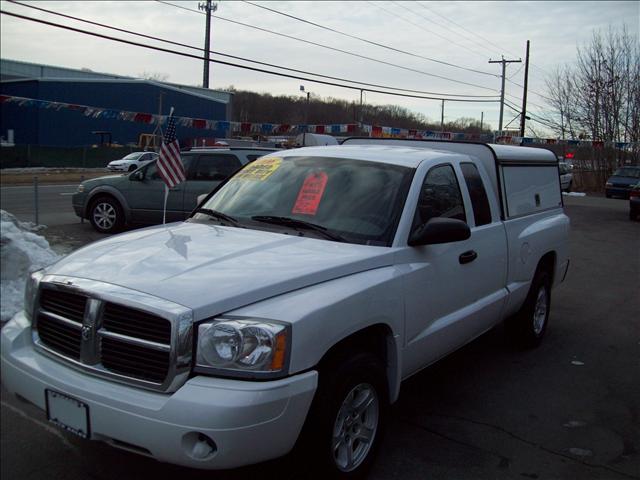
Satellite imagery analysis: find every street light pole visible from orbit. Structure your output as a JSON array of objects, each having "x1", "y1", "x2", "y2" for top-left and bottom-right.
[{"x1": 300, "y1": 85, "x2": 311, "y2": 146}]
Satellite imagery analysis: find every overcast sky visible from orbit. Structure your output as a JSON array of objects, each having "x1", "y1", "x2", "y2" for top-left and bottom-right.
[{"x1": 1, "y1": 1, "x2": 638, "y2": 134}]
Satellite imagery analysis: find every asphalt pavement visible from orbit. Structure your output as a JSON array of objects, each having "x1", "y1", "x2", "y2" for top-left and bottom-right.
[
  {"x1": 1, "y1": 195, "x2": 639, "y2": 479},
  {"x1": 1, "y1": 183, "x2": 81, "y2": 226}
]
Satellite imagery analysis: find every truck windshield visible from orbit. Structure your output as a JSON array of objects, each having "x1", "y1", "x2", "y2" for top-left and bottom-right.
[{"x1": 193, "y1": 156, "x2": 413, "y2": 246}]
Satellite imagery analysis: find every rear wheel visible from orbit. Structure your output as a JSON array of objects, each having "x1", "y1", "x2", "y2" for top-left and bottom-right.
[
  {"x1": 89, "y1": 195, "x2": 124, "y2": 233},
  {"x1": 301, "y1": 352, "x2": 388, "y2": 479},
  {"x1": 507, "y1": 269, "x2": 551, "y2": 348}
]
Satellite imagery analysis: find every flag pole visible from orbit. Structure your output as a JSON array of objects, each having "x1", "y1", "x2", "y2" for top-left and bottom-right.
[
  {"x1": 163, "y1": 183, "x2": 169, "y2": 225},
  {"x1": 161, "y1": 107, "x2": 175, "y2": 225}
]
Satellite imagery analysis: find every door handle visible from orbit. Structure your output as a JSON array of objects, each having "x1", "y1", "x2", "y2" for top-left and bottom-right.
[{"x1": 459, "y1": 250, "x2": 478, "y2": 264}]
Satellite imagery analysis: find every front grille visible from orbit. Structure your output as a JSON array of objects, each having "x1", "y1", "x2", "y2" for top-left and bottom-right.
[
  {"x1": 37, "y1": 313, "x2": 82, "y2": 360},
  {"x1": 35, "y1": 287, "x2": 174, "y2": 386},
  {"x1": 103, "y1": 303, "x2": 171, "y2": 344},
  {"x1": 101, "y1": 338, "x2": 170, "y2": 383},
  {"x1": 39, "y1": 289, "x2": 87, "y2": 323}
]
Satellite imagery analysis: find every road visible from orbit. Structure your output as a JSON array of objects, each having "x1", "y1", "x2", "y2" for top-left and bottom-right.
[
  {"x1": 1, "y1": 184, "x2": 81, "y2": 226},
  {"x1": 1, "y1": 195, "x2": 639, "y2": 479}
]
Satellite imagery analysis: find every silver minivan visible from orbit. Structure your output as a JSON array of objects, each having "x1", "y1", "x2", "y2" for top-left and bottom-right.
[{"x1": 73, "y1": 148, "x2": 277, "y2": 233}]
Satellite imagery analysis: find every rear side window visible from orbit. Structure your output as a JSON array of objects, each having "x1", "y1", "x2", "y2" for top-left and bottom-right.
[
  {"x1": 460, "y1": 163, "x2": 492, "y2": 226},
  {"x1": 412, "y1": 164, "x2": 466, "y2": 229},
  {"x1": 191, "y1": 154, "x2": 242, "y2": 181}
]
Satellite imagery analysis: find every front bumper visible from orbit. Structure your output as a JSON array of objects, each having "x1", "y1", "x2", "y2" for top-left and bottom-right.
[
  {"x1": 606, "y1": 186, "x2": 632, "y2": 198},
  {"x1": 1, "y1": 313, "x2": 318, "y2": 469}
]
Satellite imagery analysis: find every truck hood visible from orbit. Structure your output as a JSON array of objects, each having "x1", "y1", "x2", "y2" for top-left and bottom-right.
[{"x1": 48, "y1": 222, "x2": 396, "y2": 319}]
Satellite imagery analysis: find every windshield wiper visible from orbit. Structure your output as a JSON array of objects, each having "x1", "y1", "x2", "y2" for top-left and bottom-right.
[
  {"x1": 193, "y1": 208, "x2": 241, "y2": 227},
  {"x1": 251, "y1": 215, "x2": 346, "y2": 242}
]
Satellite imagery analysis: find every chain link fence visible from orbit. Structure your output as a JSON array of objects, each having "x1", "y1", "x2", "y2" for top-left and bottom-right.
[{"x1": 0, "y1": 145, "x2": 141, "y2": 169}]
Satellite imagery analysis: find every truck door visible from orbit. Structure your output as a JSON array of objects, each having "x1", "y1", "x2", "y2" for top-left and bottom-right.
[{"x1": 401, "y1": 162, "x2": 508, "y2": 377}]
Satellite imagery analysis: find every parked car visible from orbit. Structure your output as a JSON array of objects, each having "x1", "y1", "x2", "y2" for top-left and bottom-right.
[
  {"x1": 629, "y1": 182, "x2": 640, "y2": 220},
  {"x1": 605, "y1": 166, "x2": 640, "y2": 199},
  {"x1": 559, "y1": 161, "x2": 573, "y2": 192},
  {"x1": 106, "y1": 151, "x2": 159, "y2": 172},
  {"x1": 75, "y1": 147, "x2": 276, "y2": 233},
  {"x1": 2, "y1": 140, "x2": 570, "y2": 478}
]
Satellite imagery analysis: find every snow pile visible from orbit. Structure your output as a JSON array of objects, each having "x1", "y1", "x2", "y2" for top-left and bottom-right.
[
  {"x1": 563, "y1": 192, "x2": 587, "y2": 197},
  {"x1": 1, "y1": 210, "x2": 59, "y2": 324}
]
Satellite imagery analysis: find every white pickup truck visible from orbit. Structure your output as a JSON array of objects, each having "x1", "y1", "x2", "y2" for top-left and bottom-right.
[{"x1": 1, "y1": 139, "x2": 570, "y2": 478}]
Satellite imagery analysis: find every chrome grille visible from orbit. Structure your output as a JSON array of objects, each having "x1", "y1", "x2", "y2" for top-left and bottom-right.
[
  {"x1": 34, "y1": 285, "x2": 184, "y2": 390},
  {"x1": 36, "y1": 313, "x2": 82, "y2": 360},
  {"x1": 39, "y1": 289, "x2": 87, "y2": 323},
  {"x1": 103, "y1": 303, "x2": 171, "y2": 344},
  {"x1": 101, "y1": 337, "x2": 170, "y2": 383}
]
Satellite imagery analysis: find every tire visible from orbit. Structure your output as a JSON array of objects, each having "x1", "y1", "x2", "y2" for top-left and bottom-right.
[
  {"x1": 128, "y1": 164, "x2": 137, "y2": 172},
  {"x1": 300, "y1": 352, "x2": 388, "y2": 479},
  {"x1": 566, "y1": 181, "x2": 572, "y2": 193},
  {"x1": 507, "y1": 269, "x2": 551, "y2": 348},
  {"x1": 89, "y1": 195, "x2": 124, "y2": 234}
]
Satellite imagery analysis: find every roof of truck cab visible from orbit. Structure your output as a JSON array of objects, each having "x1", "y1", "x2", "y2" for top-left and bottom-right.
[{"x1": 276, "y1": 144, "x2": 462, "y2": 168}]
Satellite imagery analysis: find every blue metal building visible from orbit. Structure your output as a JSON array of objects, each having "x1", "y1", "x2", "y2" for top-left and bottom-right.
[{"x1": 0, "y1": 60, "x2": 233, "y2": 147}]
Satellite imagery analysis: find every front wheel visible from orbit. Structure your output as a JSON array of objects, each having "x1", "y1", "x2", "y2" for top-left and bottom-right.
[
  {"x1": 301, "y1": 352, "x2": 388, "y2": 479},
  {"x1": 507, "y1": 270, "x2": 551, "y2": 348},
  {"x1": 89, "y1": 196, "x2": 124, "y2": 233}
]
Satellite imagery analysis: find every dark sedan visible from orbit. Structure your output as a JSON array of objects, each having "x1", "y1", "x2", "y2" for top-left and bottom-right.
[
  {"x1": 605, "y1": 166, "x2": 640, "y2": 199},
  {"x1": 630, "y1": 182, "x2": 640, "y2": 221}
]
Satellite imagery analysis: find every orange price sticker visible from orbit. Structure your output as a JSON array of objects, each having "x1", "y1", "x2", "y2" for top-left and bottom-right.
[{"x1": 291, "y1": 172, "x2": 328, "y2": 216}]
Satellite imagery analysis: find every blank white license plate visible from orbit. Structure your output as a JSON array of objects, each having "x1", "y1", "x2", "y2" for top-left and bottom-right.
[{"x1": 45, "y1": 389, "x2": 89, "y2": 439}]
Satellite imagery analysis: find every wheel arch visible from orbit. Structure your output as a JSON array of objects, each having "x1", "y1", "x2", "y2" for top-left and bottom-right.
[
  {"x1": 85, "y1": 186, "x2": 131, "y2": 223},
  {"x1": 537, "y1": 250, "x2": 557, "y2": 284},
  {"x1": 316, "y1": 323, "x2": 401, "y2": 404}
]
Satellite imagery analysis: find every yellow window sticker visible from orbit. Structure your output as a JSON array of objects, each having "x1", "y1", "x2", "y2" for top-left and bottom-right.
[{"x1": 235, "y1": 157, "x2": 282, "y2": 181}]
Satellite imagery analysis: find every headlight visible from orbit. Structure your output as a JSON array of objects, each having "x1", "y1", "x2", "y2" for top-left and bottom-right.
[
  {"x1": 195, "y1": 318, "x2": 290, "y2": 379},
  {"x1": 24, "y1": 269, "x2": 45, "y2": 323},
  {"x1": 77, "y1": 184, "x2": 85, "y2": 193},
  {"x1": 606, "y1": 182, "x2": 613, "y2": 187}
]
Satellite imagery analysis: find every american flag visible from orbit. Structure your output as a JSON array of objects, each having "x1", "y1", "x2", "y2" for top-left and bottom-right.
[{"x1": 157, "y1": 114, "x2": 185, "y2": 188}]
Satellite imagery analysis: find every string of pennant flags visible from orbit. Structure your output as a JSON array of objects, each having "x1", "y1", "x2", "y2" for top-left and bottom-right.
[{"x1": 0, "y1": 94, "x2": 635, "y2": 150}]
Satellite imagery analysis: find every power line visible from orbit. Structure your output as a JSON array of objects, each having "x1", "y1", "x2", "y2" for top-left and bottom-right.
[
  {"x1": 416, "y1": 2, "x2": 508, "y2": 58},
  {"x1": 242, "y1": 0, "x2": 498, "y2": 78},
  {"x1": 401, "y1": 1, "x2": 499, "y2": 58},
  {"x1": 7, "y1": 0, "x2": 498, "y2": 99},
  {"x1": 0, "y1": 9, "x2": 500, "y2": 103},
  {"x1": 155, "y1": 0, "x2": 500, "y2": 93},
  {"x1": 388, "y1": 1, "x2": 495, "y2": 60},
  {"x1": 416, "y1": 1, "x2": 552, "y2": 78}
]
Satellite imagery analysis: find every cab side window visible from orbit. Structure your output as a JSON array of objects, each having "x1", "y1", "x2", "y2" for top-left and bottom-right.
[
  {"x1": 412, "y1": 164, "x2": 466, "y2": 229},
  {"x1": 460, "y1": 163, "x2": 492, "y2": 226},
  {"x1": 191, "y1": 154, "x2": 242, "y2": 181}
]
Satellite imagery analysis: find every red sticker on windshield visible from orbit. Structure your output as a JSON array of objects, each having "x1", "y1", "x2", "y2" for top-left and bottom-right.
[{"x1": 292, "y1": 172, "x2": 328, "y2": 216}]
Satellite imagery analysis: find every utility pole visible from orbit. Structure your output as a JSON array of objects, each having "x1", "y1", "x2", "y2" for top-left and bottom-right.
[
  {"x1": 199, "y1": 0, "x2": 217, "y2": 89},
  {"x1": 440, "y1": 99, "x2": 445, "y2": 131},
  {"x1": 480, "y1": 111, "x2": 484, "y2": 132},
  {"x1": 520, "y1": 40, "x2": 530, "y2": 137},
  {"x1": 359, "y1": 89, "x2": 364, "y2": 134},
  {"x1": 489, "y1": 56, "x2": 521, "y2": 132}
]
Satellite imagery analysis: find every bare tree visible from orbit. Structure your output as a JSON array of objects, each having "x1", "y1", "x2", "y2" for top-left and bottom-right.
[
  {"x1": 545, "y1": 25, "x2": 639, "y2": 145},
  {"x1": 139, "y1": 71, "x2": 169, "y2": 82}
]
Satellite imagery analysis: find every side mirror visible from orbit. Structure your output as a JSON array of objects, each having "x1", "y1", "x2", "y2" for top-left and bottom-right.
[
  {"x1": 130, "y1": 170, "x2": 144, "y2": 182},
  {"x1": 408, "y1": 218, "x2": 470, "y2": 246},
  {"x1": 197, "y1": 193, "x2": 208, "y2": 205}
]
